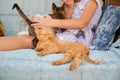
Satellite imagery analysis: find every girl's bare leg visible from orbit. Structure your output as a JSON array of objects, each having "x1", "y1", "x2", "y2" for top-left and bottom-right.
[{"x1": 0, "y1": 35, "x2": 34, "y2": 51}]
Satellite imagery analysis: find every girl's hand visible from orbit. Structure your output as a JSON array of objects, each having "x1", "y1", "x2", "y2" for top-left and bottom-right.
[{"x1": 31, "y1": 14, "x2": 52, "y2": 28}]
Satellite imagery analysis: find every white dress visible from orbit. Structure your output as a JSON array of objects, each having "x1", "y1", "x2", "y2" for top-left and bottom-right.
[{"x1": 56, "y1": 0, "x2": 102, "y2": 48}]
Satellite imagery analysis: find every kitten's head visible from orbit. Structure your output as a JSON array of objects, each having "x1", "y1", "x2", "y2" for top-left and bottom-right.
[
  {"x1": 52, "y1": 3, "x2": 65, "y2": 19},
  {"x1": 36, "y1": 27, "x2": 55, "y2": 41}
]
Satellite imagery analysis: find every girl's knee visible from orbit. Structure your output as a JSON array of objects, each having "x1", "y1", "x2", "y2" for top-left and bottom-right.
[{"x1": 18, "y1": 35, "x2": 34, "y2": 48}]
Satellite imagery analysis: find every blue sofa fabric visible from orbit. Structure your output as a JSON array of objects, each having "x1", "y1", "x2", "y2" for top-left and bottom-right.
[
  {"x1": 0, "y1": 0, "x2": 120, "y2": 80},
  {"x1": 0, "y1": 40, "x2": 120, "y2": 80}
]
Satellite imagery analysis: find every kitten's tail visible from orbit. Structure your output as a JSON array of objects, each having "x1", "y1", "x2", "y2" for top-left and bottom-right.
[
  {"x1": 83, "y1": 49, "x2": 103, "y2": 65},
  {"x1": 12, "y1": 3, "x2": 36, "y2": 36},
  {"x1": 12, "y1": 3, "x2": 31, "y2": 26}
]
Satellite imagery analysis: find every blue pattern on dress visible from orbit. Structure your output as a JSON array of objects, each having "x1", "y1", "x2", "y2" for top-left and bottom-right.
[{"x1": 75, "y1": 30, "x2": 85, "y2": 39}]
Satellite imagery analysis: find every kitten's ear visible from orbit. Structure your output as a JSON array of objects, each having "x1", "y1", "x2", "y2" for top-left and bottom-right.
[{"x1": 52, "y1": 3, "x2": 56, "y2": 9}]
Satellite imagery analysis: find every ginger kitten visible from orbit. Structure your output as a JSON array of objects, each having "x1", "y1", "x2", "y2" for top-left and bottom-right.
[{"x1": 35, "y1": 24, "x2": 103, "y2": 71}]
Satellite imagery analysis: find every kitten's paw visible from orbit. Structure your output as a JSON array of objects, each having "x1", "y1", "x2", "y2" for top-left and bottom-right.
[
  {"x1": 52, "y1": 61, "x2": 61, "y2": 65},
  {"x1": 37, "y1": 52, "x2": 44, "y2": 56},
  {"x1": 34, "y1": 47, "x2": 40, "y2": 51},
  {"x1": 35, "y1": 47, "x2": 43, "y2": 52},
  {"x1": 69, "y1": 63, "x2": 77, "y2": 71}
]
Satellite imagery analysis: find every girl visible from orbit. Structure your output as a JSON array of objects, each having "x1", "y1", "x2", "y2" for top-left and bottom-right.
[{"x1": 0, "y1": 0, "x2": 103, "y2": 51}]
